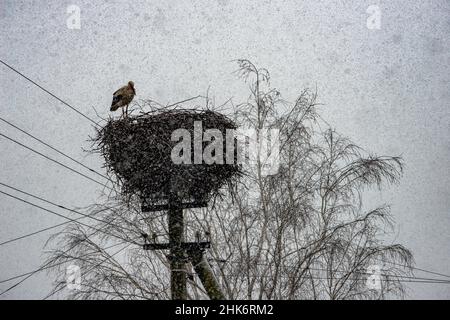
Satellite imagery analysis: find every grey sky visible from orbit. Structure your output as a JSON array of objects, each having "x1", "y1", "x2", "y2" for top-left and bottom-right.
[{"x1": 0, "y1": 0, "x2": 449, "y2": 299}]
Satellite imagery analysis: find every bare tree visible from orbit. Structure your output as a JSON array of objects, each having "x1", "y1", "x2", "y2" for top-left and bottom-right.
[{"x1": 44, "y1": 60, "x2": 413, "y2": 300}]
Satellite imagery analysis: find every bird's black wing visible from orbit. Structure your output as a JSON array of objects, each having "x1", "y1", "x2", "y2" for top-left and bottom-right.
[{"x1": 111, "y1": 94, "x2": 122, "y2": 106}]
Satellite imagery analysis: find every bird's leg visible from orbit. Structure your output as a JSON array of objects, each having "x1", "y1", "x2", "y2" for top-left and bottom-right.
[
  {"x1": 125, "y1": 104, "x2": 129, "y2": 117},
  {"x1": 121, "y1": 107, "x2": 124, "y2": 119}
]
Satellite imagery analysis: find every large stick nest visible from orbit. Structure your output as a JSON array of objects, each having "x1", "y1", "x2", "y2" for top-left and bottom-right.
[{"x1": 94, "y1": 108, "x2": 242, "y2": 206}]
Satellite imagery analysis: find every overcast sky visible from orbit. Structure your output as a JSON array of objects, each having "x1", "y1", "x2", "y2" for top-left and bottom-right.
[{"x1": 0, "y1": 0, "x2": 449, "y2": 299}]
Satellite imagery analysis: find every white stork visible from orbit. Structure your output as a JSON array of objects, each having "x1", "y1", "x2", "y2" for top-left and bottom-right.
[{"x1": 110, "y1": 81, "x2": 136, "y2": 117}]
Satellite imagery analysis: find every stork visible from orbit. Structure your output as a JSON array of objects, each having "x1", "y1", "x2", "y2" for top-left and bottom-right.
[{"x1": 110, "y1": 81, "x2": 136, "y2": 117}]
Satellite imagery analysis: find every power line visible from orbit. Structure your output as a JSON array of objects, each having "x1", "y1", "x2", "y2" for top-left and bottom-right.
[
  {"x1": 0, "y1": 204, "x2": 118, "y2": 247},
  {"x1": 210, "y1": 259, "x2": 450, "y2": 283},
  {"x1": 0, "y1": 238, "x2": 134, "y2": 284},
  {"x1": 0, "y1": 181, "x2": 137, "y2": 236},
  {"x1": 311, "y1": 270, "x2": 450, "y2": 283},
  {"x1": 0, "y1": 214, "x2": 87, "y2": 247},
  {"x1": 0, "y1": 189, "x2": 138, "y2": 246},
  {"x1": 307, "y1": 268, "x2": 449, "y2": 283},
  {"x1": 42, "y1": 242, "x2": 132, "y2": 300},
  {"x1": 0, "y1": 184, "x2": 143, "y2": 295},
  {"x1": 221, "y1": 273, "x2": 450, "y2": 284},
  {"x1": 0, "y1": 59, "x2": 137, "y2": 297},
  {"x1": 379, "y1": 259, "x2": 450, "y2": 279},
  {"x1": 0, "y1": 116, "x2": 109, "y2": 181},
  {"x1": 0, "y1": 238, "x2": 134, "y2": 296},
  {"x1": 0, "y1": 131, "x2": 111, "y2": 190},
  {"x1": 0, "y1": 59, "x2": 99, "y2": 127}
]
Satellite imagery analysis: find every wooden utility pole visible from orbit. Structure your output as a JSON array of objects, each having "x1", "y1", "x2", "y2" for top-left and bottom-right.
[
  {"x1": 142, "y1": 194, "x2": 225, "y2": 300},
  {"x1": 168, "y1": 201, "x2": 187, "y2": 300}
]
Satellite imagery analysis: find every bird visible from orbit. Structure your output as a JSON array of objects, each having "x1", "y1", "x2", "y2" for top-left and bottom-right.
[
  {"x1": 141, "y1": 232, "x2": 149, "y2": 242},
  {"x1": 195, "y1": 231, "x2": 201, "y2": 243},
  {"x1": 204, "y1": 230, "x2": 211, "y2": 242},
  {"x1": 110, "y1": 81, "x2": 136, "y2": 117}
]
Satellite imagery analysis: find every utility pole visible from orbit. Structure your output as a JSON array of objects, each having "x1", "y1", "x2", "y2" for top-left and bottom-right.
[
  {"x1": 142, "y1": 195, "x2": 225, "y2": 300},
  {"x1": 168, "y1": 197, "x2": 187, "y2": 300}
]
